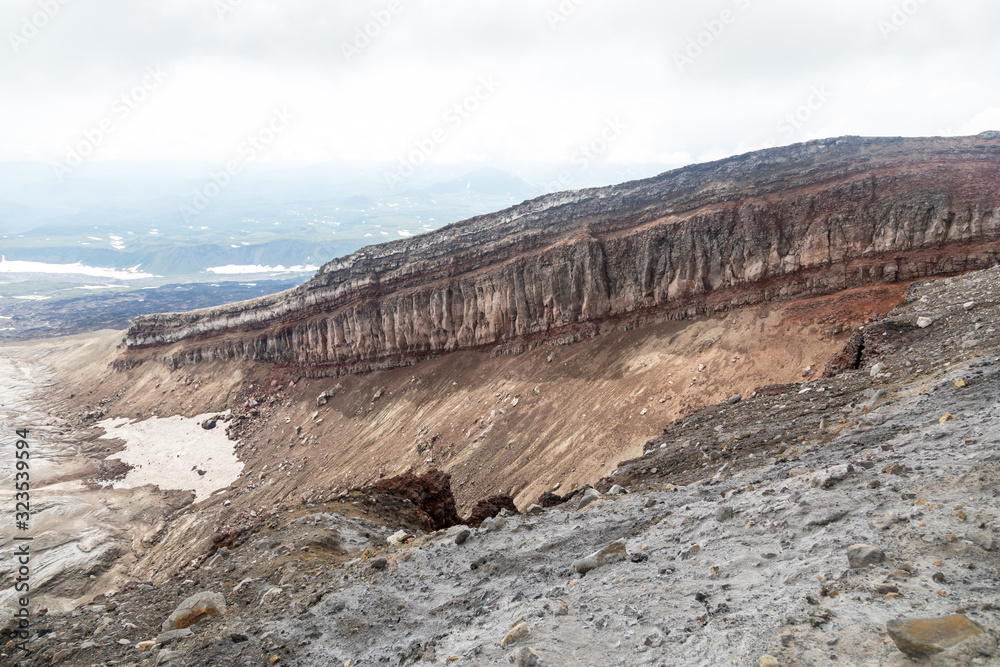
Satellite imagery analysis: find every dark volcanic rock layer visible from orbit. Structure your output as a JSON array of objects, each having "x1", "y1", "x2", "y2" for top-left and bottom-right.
[{"x1": 123, "y1": 134, "x2": 1000, "y2": 371}]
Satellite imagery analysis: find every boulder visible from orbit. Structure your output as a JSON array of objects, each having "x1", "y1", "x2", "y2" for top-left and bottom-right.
[
  {"x1": 500, "y1": 623, "x2": 531, "y2": 647},
  {"x1": 887, "y1": 615, "x2": 984, "y2": 656},
  {"x1": 847, "y1": 544, "x2": 885, "y2": 568},
  {"x1": 371, "y1": 469, "x2": 463, "y2": 531},
  {"x1": 577, "y1": 488, "x2": 601, "y2": 510},
  {"x1": 464, "y1": 493, "x2": 518, "y2": 528},
  {"x1": 572, "y1": 539, "x2": 628, "y2": 576},
  {"x1": 538, "y1": 491, "x2": 567, "y2": 507},
  {"x1": 161, "y1": 592, "x2": 226, "y2": 632},
  {"x1": 968, "y1": 530, "x2": 997, "y2": 551}
]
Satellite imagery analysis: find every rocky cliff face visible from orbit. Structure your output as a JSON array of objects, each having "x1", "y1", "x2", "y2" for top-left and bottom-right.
[{"x1": 123, "y1": 134, "x2": 1000, "y2": 371}]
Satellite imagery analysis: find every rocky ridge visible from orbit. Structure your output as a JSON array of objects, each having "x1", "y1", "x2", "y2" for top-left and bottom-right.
[
  {"x1": 122, "y1": 134, "x2": 1000, "y2": 374},
  {"x1": 7, "y1": 253, "x2": 1000, "y2": 666}
]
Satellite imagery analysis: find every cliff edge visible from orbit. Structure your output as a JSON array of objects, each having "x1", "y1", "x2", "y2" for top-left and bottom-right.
[{"x1": 122, "y1": 134, "x2": 1000, "y2": 372}]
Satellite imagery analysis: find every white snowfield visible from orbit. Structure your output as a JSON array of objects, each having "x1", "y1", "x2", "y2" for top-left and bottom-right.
[{"x1": 0, "y1": 256, "x2": 156, "y2": 280}]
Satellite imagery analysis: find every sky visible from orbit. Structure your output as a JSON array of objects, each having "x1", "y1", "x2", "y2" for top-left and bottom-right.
[{"x1": 2, "y1": 0, "x2": 1000, "y2": 175}]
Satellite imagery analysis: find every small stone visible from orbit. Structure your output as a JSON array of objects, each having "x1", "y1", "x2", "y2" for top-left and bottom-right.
[
  {"x1": 161, "y1": 591, "x2": 226, "y2": 632},
  {"x1": 369, "y1": 557, "x2": 388, "y2": 571},
  {"x1": 500, "y1": 623, "x2": 531, "y2": 647},
  {"x1": 608, "y1": 484, "x2": 627, "y2": 495},
  {"x1": 715, "y1": 506, "x2": 733, "y2": 522},
  {"x1": 554, "y1": 604, "x2": 568, "y2": 616},
  {"x1": 887, "y1": 614, "x2": 984, "y2": 656},
  {"x1": 815, "y1": 464, "x2": 854, "y2": 489},
  {"x1": 953, "y1": 378, "x2": 967, "y2": 389},
  {"x1": 759, "y1": 656, "x2": 780, "y2": 667},
  {"x1": 454, "y1": 528, "x2": 471, "y2": 545},
  {"x1": 573, "y1": 539, "x2": 627, "y2": 576},
  {"x1": 727, "y1": 394, "x2": 743, "y2": 405},
  {"x1": 963, "y1": 301, "x2": 976, "y2": 310},
  {"x1": 917, "y1": 316, "x2": 933, "y2": 328},
  {"x1": 480, "y1": 516, "x2": 506, "y2": 533},
  {"x1": 517, "y1": 647, "x2": 540, "y2": 667},
  {"x1": 847, "y1": 544, "x2": 885, "y2": 568},
  {"x1": 387, "y1": 530, "x2": 412, "y2": 546},
  {"x1": 201, "y1": 419, "x2": 216, "y2": 430},
  {"x1": 154, "y1": 628, "x2": 194, "y2": 646},
  {"x1": 870, "y1": 363, "x2": 884, "y2": 378},
  {"x1": 802, "y1": 366, "x2": 813, "y2": 377},
  {"x1": 156, "y1": 650, "x2": 182, "y2": 665}
]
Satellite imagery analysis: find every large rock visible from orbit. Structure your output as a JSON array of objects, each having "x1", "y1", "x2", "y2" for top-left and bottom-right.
[
  {"x1": 369, "y1": 469, "x2": 463, "y2": 531},
  {"x1": 500, "y1": 623, "x2": 531, "y2": 647},
  {"x1": 968, "y1": 530, "x2": 997, "y2": 551},
  {"x1": 464, "y1": 493, "x2": 519, "y2": 529},
  {"x1": 847, "y1": 544, "x2": 885, "y2": 568},
  {"x1": 572, "y1": 539, "x2": 628, "y2": 576},
  {"x1": 576, "y1": 488, "x2": 601, "y2": 510},
  {"x1": 887, "y1": 615, "x2": 984, "y2": 656},
  {"x1": 121, "y1": 136, "x2": 1000, "y2": 377},
  {"x1": 161, "y1": 592, "x2": 226, "y2": 632},
  {"x1": 537, "y1": 491, "x2": 567, "y2": 508}
]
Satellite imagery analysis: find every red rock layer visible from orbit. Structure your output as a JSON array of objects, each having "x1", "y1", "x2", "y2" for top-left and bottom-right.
[{"x1": 122, "y1": 134, "x2": 1000, "y2": 372}]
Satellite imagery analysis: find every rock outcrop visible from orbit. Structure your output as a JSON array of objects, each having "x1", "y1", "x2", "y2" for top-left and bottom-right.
[
  {"x1": 368, "y1": 470, "x2": 463, "y2": 532},
  {"x1": 122, "y1": 134, "x2": 1000, "y2": 372}
]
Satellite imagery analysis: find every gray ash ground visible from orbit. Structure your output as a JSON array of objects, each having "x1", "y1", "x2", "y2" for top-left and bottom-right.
[{"x1": 5, "y1": 267, "x2": 1000, "y2": 666}]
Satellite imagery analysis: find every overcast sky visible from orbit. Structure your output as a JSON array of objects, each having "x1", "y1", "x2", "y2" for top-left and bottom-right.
[{"x1": 3, "y1": 0, "x2": 999, "y2": 173}]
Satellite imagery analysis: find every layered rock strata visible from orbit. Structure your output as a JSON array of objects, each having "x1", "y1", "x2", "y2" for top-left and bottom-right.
[{"x1": 123, "y1": 134, "x2": 1000, "y2": 371}]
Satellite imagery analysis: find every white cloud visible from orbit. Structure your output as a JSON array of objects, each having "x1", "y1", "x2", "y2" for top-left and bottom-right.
[{"x1": 1, "y1": 0, "x2": 998, "y2": 169}]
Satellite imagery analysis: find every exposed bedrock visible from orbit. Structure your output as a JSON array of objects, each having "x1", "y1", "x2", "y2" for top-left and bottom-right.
[{"x1": 123, "y1": 134, "x2": 1000, "y2": 371}]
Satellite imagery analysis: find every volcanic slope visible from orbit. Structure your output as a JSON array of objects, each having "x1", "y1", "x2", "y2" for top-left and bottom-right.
[{"x1": 7, "y1": 250, "x2": 1000, "y2": 667}]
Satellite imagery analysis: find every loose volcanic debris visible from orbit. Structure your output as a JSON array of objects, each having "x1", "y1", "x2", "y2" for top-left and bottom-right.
[{"x1": 5, "y1": 264, "x2": 1000, "y2": 665}]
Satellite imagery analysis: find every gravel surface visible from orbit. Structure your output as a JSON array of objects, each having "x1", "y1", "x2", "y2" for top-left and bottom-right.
[{"x1": 3, "y1": 267, "x2": 1000, "y2": 666}]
